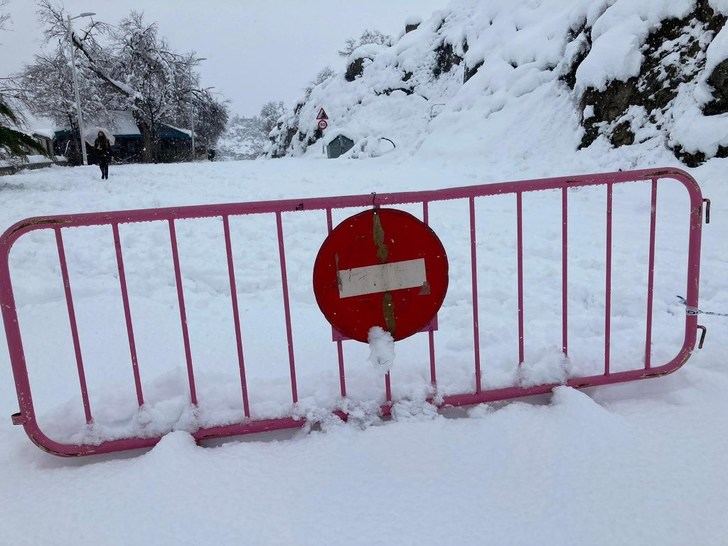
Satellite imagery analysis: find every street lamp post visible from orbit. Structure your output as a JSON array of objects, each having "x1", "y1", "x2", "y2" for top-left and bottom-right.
[
  {"x1": 189, "y1": 57, "x2": 206, "y2": 161},
  {"x1": 66, "y1": 12, "x2": 96, "y2": 166},
  {"x1": 190, "y1": 92, "x2": 195, "y2": 160}
]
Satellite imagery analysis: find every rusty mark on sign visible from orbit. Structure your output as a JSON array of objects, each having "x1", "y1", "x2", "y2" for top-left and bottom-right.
[
  {"x1": 372, "y1": 212, "x2": 389, "y2": 263},
  {"x1": 334, "y1": 253, "x2": 342, "y2": 291}
]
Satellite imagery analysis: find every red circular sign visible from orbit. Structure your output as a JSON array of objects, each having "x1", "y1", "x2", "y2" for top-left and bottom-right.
[
  {"x1": 318, "y1": 119, "x2": 328, "y2": 130},
  {"x1": 313, "y1": 208, "x2": 448, "y2": 342}
]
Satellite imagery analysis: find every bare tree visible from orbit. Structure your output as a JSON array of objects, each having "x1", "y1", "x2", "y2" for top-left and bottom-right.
[
  {"x1": 259, "y1": 101, "x2": 285, "y2": 136},
  {"x1": 35, "y1": 0, "x2": 129, "y2": 95},
  {"x1": 186, "y1": 88, "x2": 229, "y2": 149},
  {"x1": 102, "y1": 11, "x2": 226, "y2": 159},
  {"x1": 18, "y1": 3, "x2": 228, "y2": 162},
  {"x1": 337, "y1": 29, "x2": 392, "y2": 57},
  {"x1": 13, "y1": 2, "x2": 120, "y2": 162},
  {"x1": 15, "y1": 44, "x2": 117, "y2": 128},
  {"x1": 0, "y1": 1, "x2": 10, "y2": 32},
  {"x1": 108, "y1": 12, "x2": 179, "y2": 160}
]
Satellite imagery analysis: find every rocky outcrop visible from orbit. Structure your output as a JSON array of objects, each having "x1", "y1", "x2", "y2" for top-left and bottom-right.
[
  {"x1": 433, "y1": 41, "x2": 463, "y2": 78},
  {"x1": 463, "y1": 60, "x2": 483, "y2": 83},
  {"x1": 345, "y1": 58, "x2": 367, "y2": 82},
  {"x1": 704, "y1": 58, "x2": 728, "y2": 113},
  {"x1": 577, "y1": 0, "x2": 727, "y2": 164}
]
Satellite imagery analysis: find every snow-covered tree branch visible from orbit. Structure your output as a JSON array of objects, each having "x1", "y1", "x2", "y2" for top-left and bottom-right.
[{"x1": 15, "y1": 2, "x2": 228, "y2": 162}]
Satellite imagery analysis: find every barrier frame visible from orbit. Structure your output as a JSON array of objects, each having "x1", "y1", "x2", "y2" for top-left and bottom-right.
[{"x1": 0, "y1": 167, "x2": 705, "y2": 456}]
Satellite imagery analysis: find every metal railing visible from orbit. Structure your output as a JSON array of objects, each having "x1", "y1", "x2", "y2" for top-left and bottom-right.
[{"x1": 0, "y1": 167, "x2": 706, "y2": 456}]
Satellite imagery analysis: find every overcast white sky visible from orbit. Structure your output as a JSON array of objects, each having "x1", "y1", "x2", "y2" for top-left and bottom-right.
[{"x1": 0, "y1": 0, "x2": 447, "y2": 116}]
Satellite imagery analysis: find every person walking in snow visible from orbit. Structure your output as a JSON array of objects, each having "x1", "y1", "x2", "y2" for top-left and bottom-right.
[{"x1": 94, "y1": 130, "x2": 112, "y2": 180}]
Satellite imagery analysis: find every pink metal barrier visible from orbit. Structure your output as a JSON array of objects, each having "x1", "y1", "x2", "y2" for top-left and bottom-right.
[{"x1": 0, "y1": 167, "x2": 707, "y2": 456}]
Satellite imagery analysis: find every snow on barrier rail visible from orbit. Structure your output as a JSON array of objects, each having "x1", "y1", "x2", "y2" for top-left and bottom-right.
[{"x1": 0, "y1": 167, "x2": 707, "y2": 456}]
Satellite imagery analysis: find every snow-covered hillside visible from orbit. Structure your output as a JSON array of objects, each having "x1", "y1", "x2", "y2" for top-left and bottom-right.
[
  {"x1": 270, "y1": 0, "x2": 728, "y2": 166},
  {"x1": 1, "y1": 1, "x2": 728, "y2": 544}
]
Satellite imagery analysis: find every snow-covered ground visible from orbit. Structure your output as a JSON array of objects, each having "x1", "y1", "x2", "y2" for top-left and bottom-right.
[
  {"x1": 5, "y1": 0, "x2": 728, "y2": 542},
  {"x1": 0, "y1": 133, "x2": 726, "y2": 543}
]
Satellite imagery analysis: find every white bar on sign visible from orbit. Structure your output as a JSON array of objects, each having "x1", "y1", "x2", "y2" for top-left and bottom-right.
[{"x1": 337, "y1": 258, "x2": 427, "y2": 298}]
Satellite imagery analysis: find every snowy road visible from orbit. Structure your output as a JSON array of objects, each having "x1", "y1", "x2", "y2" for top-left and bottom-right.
[{"x1": 0, "y1": 153, "x2": 726, "y2": 544}]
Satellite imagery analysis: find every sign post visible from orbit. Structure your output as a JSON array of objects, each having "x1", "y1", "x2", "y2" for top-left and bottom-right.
[
  {"x1": 316, "y1": 108, "x2": 328, "y2": 132},
  {"x1": 317, "y1": 108, "x2": 329, "y2": 156},
  {"x1": 313, "y1": 208, "x2": 448, "y2": 342}
]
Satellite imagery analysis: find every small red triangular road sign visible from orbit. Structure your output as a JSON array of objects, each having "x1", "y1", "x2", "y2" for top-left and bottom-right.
[{"x1": 316, "y1": 108, "x2": 328, "y2": 120}]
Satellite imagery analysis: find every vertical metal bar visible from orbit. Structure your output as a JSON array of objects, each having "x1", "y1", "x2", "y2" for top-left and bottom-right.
[
  {"x1": 562, "y1": 187, "x2": 568, "y2": 356},
  {"x1": 516, "y1": 192, "x2": 525, "y2": 365},
  {"x1": 385, "y1": 371, "x2": 392, "y2": 403},
  {"x1": 683, "y1": 175, "x2": 703, "y2": 353},
  {"x1": 604, "y1": 184, "x2": 613, "y2": 375},
  {"x1": 644, "y1": 179, "x2": 658, "y2": 369},
  {"x1": 427, "y1": 325, "x2": 437, "y2": 386},
  {"x1": 112, "y1": 223, "x2": 144, "y2": 407},
  {"x1": 0, "y1": 240, "x2": 37, "y2": 439},
  {"x1": 168, "y1": 219, "x2": 197, "y2": 405},
  {"x1": 223, "y1": 215, "x2": 250, "y2": 417},
  {"x1": 326, "y1": 208, "x2": 347, "y2": 398},
  {"x1": 276, "y1": 211, "x2": 298, "y2": 404},
  {"x1": 423, "y1": 201, "x2": 437, "y2": 385},
  {"x1": 469, "y1": 196, "x2": 482, "y2": 392},
  {"x1": 55, "y1": 228, "x2": 92, "y2": 423},
  {"x1": 336, "y1": 342, "x2": 347, "y2": 398}
]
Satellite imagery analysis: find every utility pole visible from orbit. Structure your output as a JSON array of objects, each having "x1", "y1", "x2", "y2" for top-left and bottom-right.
[
  {"x1": 190, "y1": 90, "x2": 195, "y2": 160},
  {"x1": 66, "y1": 12, "x2": 96, "y2": 166},
  {"x1": 189, "y1": 57, "x2": 206, "y2": 161}
]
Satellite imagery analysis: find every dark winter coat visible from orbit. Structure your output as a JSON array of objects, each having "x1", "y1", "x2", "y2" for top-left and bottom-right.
[{"x1": 94, "y1": 135, "x2": 112, "y2": 165}]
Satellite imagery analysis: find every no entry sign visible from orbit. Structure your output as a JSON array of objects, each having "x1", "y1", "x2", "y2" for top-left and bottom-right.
[{"x1": 313, "y1": 208, "x2": 448, "y2": 342}]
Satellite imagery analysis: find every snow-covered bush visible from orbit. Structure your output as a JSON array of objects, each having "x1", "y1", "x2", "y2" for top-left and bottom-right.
[{"x1": 337, "y1": 29, "x2": 393, "y2": 58}]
